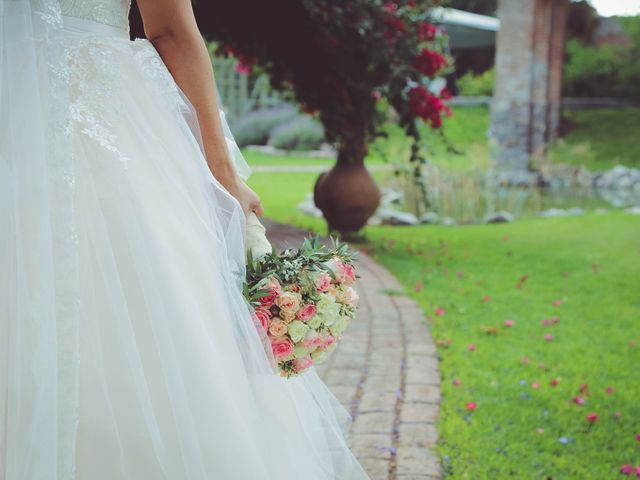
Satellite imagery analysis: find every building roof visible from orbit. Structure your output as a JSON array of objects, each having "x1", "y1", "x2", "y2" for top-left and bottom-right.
[{"x1": 429, "y1": 7, "x2": 500, "y2": 49}]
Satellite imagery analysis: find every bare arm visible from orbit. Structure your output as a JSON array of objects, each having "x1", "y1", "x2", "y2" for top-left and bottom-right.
[{"x1": 137, "y1": 0, "x2": 263, "y2": 216}]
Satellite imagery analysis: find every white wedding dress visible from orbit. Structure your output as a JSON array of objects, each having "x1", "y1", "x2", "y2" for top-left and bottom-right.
[{"x1": 0, "y1": 1, "x2": 371, "y2": 479}]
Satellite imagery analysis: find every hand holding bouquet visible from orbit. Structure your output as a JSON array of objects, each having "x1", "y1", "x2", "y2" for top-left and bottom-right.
[{"x1": 244, "y1": 213, "x2": 360, "y2": 378}]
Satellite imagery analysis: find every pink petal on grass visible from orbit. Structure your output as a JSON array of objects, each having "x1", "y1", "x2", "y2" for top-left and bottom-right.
[
  {"x1": 553, "y1": 299, "x2": 562, "y2": 306},
  {"x1": 467, "y1": 344, "x2": 477, "y2": 352},
  {"x1": 620, "y1": 464, "x2": 634, "y2": 475},
  {"x1": 574, "y1": 396, "x2": 586, "y2": 405},
  {"x1": 606, "y1": 386, "x2": 614, "y2": 395},
  {"x1": 504, "y1": 319, "x2": 514, "y2": 328},
  {"x1": 452, "y1": 378, "x2": 462, "y2": 386},
  {"x1": 544, "y1": 333, "x2": 553, "y2": 342},
  {"x1": 435, "y1": 307, "x2": 445, "y2": 316},
  {"x1": 465, "y1": 402, "x2": 477, "y2": 411},
  {"x1": 586, "y1": 412, "x2": 598, "y2": 423},
  {"x1": 550, "y1": 378, "x2": 560, "y2": 387}
]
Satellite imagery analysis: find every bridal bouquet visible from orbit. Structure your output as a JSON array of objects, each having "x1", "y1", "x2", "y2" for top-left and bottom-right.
[{"x1": 243, "y1": 213, "x2": 359, "y2": 378}]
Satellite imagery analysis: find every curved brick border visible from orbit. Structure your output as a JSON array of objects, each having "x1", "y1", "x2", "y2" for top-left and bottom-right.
[{"x1": 264, "y1": 219, "x2": 442, "y2": 480}]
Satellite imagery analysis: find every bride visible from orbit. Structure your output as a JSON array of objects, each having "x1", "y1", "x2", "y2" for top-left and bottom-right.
[{"x1": 0, "y1": 0, "x2": 371, "y2": 479}]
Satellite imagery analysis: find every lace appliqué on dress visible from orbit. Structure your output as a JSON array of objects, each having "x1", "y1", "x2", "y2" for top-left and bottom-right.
[{"x1": 63, "y1": 37, "x2": 132, "y2": 168}]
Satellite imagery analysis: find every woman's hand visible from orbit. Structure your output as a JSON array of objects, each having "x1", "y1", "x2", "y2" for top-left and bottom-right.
[{"x1": 219, "y1": 174, "x2": 264, "y2": 218}]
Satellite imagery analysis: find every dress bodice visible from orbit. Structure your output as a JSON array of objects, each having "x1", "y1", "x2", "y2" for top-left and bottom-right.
[{"x1": 59, "y1": 0, "x2": 131, "y2": 30}]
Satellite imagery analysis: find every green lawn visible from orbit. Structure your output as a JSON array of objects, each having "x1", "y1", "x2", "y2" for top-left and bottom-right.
[
  {"x1": 368, "y1": 215, "x2": 640, "y2": 479},
  {"x1": 548, "y1": 108, "x2": 640, "y2": 171},
  {"x1": 243, "y1": 149, "x2": 334, "y2": 167},
  {"x1": 249, "y1": 168, "x2": 640, "y2": 479},
  {"x1": 245, "y1": 107, "x2": 640, "y2": 172}
]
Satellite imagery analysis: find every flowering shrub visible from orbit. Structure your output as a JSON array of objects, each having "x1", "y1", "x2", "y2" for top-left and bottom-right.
[
  {"x1": 196, "y1": 1, "x2": 452, "y2": 177},
  {"x1": 244, "y1": 237, "x2": 359, "y2": 378}
]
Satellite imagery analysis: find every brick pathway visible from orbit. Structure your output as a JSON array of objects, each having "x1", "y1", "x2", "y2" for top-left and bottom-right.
[{"x1": 264, "y1": 219, "x2": 442, "y2": 480}]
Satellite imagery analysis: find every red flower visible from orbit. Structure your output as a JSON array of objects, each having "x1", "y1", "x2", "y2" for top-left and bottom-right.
[
  {"x1": 407, "y1": 86, "x2": 450, "y2": 129},
  {"x1": 439, "y1": 87, "x2": 453, "y2": 100},
  {"x1": 465, "y1": 402, "x2": 477, "y2": 411},
  {"x1": 418, "y1": 22, "x2": 437, "y2": 42},
  {"x1": 385, "y1": 16, "x2": 406, "y2": 40},
  {"x1": 586, "y1": 412, "x2": 598, "y2": 423},
  {"x1": 413, "y1": 48, "x2": 448, "y2": 78},
  {"x1": 383, "y1": 1, "x2": 398, "y2": 13},
  {"x1": 635, "y1": 433, "x2": 640, "y2": 442},
  {"x1": 606, "y1": 386, "x2": 615, "y2": 395},
  {"x1": 550, "y1": 378, "x2": 560, "y2": 387},
  {"x1": 235, "y1": 59, "x2": 253, "y2": 75}
]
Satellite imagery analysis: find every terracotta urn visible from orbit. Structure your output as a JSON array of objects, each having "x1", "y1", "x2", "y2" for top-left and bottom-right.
[{"x1": 313, "y1": 162, "x2": 381, "y2": 234}]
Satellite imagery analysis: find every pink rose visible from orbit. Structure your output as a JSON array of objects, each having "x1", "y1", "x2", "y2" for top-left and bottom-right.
[
  {"x1": 289, "y1": 284, "x2": 301, "y2": 293},
  {"x1": 259, "y1": 293, "x2": 277, "y2": 308},
  {"x1": 339, "y1": 263, "x2": 356, "y2": 285},
  {"x1": 266, "y1": 276, "x2": 282, "y2": 295},
  {"x1": 258, "y1": 277, "x2": 282, "y2": 307},
  {"x1": 271, "y1": 337, "x2": 294, "y2": 360},
  {"x1": 293, "y1": 355, "x2": 313, "y2": 373},
  {"x1": 296, "y1": 304, "x2": 317, "y2": 322},
  {"x1": 302, "y1": 331, "x2": 323, "y2": 350},
  {"x1": 268, "y1": 319, "x2": 288, "y2": 338},
  {"x1": 342, "y1": 287, "x2": 359, "y2": 306},
  {"x1": 314, "y1": 272, "x2": 332, "y2": 293},
  {"x1": 254, "y1": 307, "x2": 271, "y2": 332},
  {"x1": 321, "y1": 335, "x2": 335, "y2": 350},
  {"x1": 276, "y1": 291, "x2": 301, "y2": 315},
  {"x1": 325, "y1": 257, "x2": 346, "y2": 282}
]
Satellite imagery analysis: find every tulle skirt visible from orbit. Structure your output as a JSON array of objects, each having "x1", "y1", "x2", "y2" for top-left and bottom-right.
[{"x1": 0, "y1": 10, "x2": 370, "y2": 480}]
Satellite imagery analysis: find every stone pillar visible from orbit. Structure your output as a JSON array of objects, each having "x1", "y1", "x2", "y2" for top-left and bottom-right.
[{"x1": 490, "y1": 0, "x2": 569, "y2": 179}]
